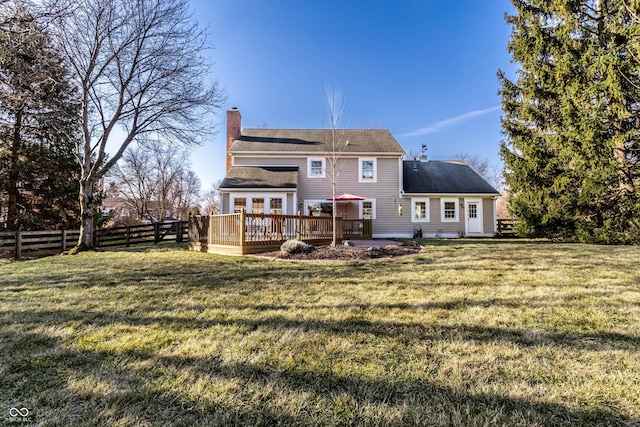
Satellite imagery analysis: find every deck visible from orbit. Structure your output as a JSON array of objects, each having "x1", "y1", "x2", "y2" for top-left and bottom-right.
[{"x1": 189, "y1": 212, "x2": 372, "y2": 255}]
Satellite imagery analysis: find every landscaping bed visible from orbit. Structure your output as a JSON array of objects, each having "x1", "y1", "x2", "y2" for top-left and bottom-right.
[{"x1": 256, "y1": 241, "x2": 424, "y2": 261}]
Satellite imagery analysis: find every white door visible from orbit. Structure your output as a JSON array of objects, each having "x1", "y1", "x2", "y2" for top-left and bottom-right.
[{"x1": 466, "y1": 200, "x2": 483, "y2": 234}]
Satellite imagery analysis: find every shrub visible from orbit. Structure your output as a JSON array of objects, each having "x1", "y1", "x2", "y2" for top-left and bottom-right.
[{"x1": 280, "y1": 239, "x2": 314, "y2": 254}]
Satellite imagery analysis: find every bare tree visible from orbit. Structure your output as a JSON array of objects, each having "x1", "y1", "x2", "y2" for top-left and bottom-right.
[
  {"x1": 150, "y1": 142, "x2": 190, "y2": 220},
  {"x1": 108, "y1": 148, "x2": 155, "y2": 221},
  {"x1": 108, "y1": 141, "x2": 200, "y2": 221},
  {"x1": 451, "y1": 151, "x2": 502, "y2": 190},
  {"x1": 202, "y1": 180, "x2": 222, "y2": 215},
  {"x1": 360, "y1": 120, "x2": 385, "y2": 129},
  {"x1": 323, "y1": 81, "x2": 346, "y2": 246},
  {"x1": 169, "y1": 168, "x2": 200, "y2": 219},
  {"x1": 48, "y1": 0, "x2": 225, "y2": 250}
]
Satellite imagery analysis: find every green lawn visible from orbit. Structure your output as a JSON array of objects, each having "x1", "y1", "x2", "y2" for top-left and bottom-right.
[{"x1": 1, "y1": 240, "x2": 639, "y2": 426}]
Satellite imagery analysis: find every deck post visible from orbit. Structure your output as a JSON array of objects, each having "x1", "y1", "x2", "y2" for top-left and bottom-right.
[{"x1": 240, "y1": 209, "x2": 246, "y2": 252}]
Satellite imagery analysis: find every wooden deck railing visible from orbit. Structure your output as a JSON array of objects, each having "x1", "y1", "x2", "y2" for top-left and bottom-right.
[
  {"x1": 342, "y1": 219, "x2": 373, "y2": 239},
  {"x1": 189, "y1": 211, "x2": 372, "y2": 255}
]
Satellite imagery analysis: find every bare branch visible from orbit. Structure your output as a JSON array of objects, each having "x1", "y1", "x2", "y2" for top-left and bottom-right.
[{"x1": 45, "y1": 0, "x2": 225, "y2": 247}]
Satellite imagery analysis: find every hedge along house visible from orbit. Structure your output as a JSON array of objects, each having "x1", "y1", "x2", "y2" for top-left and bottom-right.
[{"x1": 219, "y1": 108, "x2": 500, "y2": 239}]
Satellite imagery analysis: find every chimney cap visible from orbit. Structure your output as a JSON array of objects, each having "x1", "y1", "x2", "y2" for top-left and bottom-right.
[{"x1": 231, "y1": 107, "x2": 238, "y2": 110}]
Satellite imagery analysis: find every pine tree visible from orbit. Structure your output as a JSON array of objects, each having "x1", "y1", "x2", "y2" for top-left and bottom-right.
[
  {"x1": 0, "y1": 3, "x2": 81, "y2": 230},
  {"x1": 500, "y1": 0, "x2": 640, "y2": 243}
]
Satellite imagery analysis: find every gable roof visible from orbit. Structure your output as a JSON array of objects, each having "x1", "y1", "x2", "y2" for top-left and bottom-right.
[
  {"x1": 220, "y1": 166, "x2": 298, "y2": 190},
  {"x1": 403, "y1": 160, "x2": 499, "y2": 195},
  {"x1": 229, "y1": 129, "x2": 404, "y2": 155}
]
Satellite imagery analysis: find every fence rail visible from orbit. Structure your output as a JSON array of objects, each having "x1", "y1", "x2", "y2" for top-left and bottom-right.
[
  {"x1": 497, "y1": 218, "x2": 516, "y2": 237},
  {"x1": 190, "y1": 212, "x2": 372, "y2": 255},
  {"x1": 0, "y1": 221, "x2": 188, "y2": 260}
]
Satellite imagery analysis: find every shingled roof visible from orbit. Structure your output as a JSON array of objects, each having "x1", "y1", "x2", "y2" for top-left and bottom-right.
[
  {"x1": 220, "y1": 166, "x2": 298, "y2": 189},
  {"x1": 403, "y1": 160, "x2": 499, "y2": 194},
  {"x1": 229, "y1": 129, "x2": 404, "y2": 154}
]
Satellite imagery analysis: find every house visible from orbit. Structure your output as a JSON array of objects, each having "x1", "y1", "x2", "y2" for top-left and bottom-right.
[{"x1": 219, "y1": 108, "x2": 500, "y2": 238}]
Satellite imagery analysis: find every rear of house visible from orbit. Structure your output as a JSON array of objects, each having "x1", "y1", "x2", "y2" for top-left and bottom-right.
[
  {"x1": 400, "y1": 159, "x2": 499, "y2": 237},
  {"x1": 219, "y1": 108, "x2": 499, "y2": 239}
]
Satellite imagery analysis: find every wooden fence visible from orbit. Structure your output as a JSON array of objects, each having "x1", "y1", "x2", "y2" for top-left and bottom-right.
[
  {"x1": 0, "y1": 221, "x2": 188, "y2": 260},
  {"x1": 497, "y1": 218, "x2": 517, "y2": 237},
  {"x1": 95, "y1": 221, "x2": 187, "y2": 248},
  {"x1": 189, "y1": 212, "x2": 372, "y2": 255}
]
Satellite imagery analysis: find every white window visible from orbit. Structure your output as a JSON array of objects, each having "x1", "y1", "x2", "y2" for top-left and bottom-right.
[
  {"x1": 441, "y1": 198, "x2": 459, "y2": 222},
  {"x1": 358, "y1": 158, "x2": 377, "y2": 183},
  {"x1": 307, "y1": 157, "x2": 325, "y2": 178},
  {"x1": 231, "y1": 193, "x2": 288, "y2": 214},
  {"x1": 269, "y1": 197, "x2": 283, "y2": 215},
  {"x1": 411, "y1": 198, "x2": 430, "y2": 223},
  {"x1": 252, "y1": 198, "x2": 265, "y2": 214},
  {"x1": 233, "y1": 198, "x2": 246, "y2": 213},
  {"x1": 305, "y1": 201, "x2": 333, "y2": 217},
  {"x1": 360, "y1": 199, "x2": 376, "y2": 219}
]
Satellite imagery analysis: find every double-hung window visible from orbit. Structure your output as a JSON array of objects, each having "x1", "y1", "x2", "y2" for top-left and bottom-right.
[
  {"x1": 252, "y1": 198, "x2": 265, "y2": 214},
  {"x1": 307, "y1": 157, "x2": 325, "y2": 178},
  {"x1": 360, "y1": 199, "x2": 376, "y2": 219},
  {"x1": 233, "y1": 198, "x2": 246, "y2": 213},
  {"x1": 358, "y1": 158, "x2": 377, "y2": 183},
  {"x1": 411, "y1": 198, "x2": 430, "y2": 222},
  {"x1": 441, "y1": 198, "x2": 459, "y2": 222},
  {"x1": 269, "y1": 198, "x2": 283, "y2": 215}
]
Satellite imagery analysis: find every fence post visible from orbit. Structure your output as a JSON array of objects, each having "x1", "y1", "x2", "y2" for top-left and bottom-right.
[
  {"x1": 154, "y1": 222, "x2": 160, "y2": 244},
  {"x1": 125, "y1": 226, "x2": 131, "y2": 247},
  {"x1": 61, "y1": 230, "x2": 67, "y2": 252},
  {"x1": 15, "y1": 231, "x2": 21, "y2": 260},
  {"x1": 176, "y1": 221, "x2": 183, "y2": 243}
]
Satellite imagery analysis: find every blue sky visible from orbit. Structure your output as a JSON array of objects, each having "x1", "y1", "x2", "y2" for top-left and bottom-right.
[{"x1": 188, "y1": 0, "x2": 517, "y2": 189}]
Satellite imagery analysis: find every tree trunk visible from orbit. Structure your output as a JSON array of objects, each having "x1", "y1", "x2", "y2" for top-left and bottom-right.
[
  {"x1": 331, "y1": 179, "x2": 337, "y2": 246},
  {"x1": 6, "y1": 109, "x2": 23, "y2": 229},
  {"x1": 76, "y1": 177, "x2": 96, "y2": 249}
]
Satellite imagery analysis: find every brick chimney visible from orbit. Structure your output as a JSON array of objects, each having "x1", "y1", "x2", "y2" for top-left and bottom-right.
[{"x1": 226, "y1": 107, "x2": 241, "y2": 172}]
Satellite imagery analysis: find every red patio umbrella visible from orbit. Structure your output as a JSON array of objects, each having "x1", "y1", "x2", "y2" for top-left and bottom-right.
[
  {"x1": 327, "y1": 193, "x2": 366, "y2": 219},
  {"x1": 326, "y1": 192, "x2": 366, "y2": 201}
]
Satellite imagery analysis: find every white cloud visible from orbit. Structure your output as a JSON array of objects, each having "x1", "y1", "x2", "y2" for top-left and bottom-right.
[{"x1": 399, "y1": 106, "x2": 501, "y2": 137}]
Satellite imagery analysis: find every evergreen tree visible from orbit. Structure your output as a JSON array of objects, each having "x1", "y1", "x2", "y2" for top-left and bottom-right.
[
  {"x1": 500, "y1": 0, "x2": 640, "y2": 243},
  {"x1": 0, "y1": 2, "x2": 80, "y2": 230}
]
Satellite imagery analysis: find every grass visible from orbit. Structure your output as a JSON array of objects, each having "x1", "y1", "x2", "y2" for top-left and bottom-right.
[{"x1": 0, "y1": 239, "x2": 639, "y2": 426}]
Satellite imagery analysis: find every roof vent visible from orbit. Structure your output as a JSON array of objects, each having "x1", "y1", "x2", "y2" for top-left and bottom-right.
[{"x1": 413, "y1": 157, "x2": 418, "y2": 172}]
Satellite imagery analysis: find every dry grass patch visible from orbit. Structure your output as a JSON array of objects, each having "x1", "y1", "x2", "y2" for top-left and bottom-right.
[{"x1": 0, "y1": 240, "x2": 639, "y2": 426}]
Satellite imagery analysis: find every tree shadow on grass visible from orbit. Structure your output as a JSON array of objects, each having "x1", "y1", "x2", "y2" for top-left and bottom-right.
[
  {"x1": 1, "y1": 329, "x2": 637, "y2": 426},
  {"x1": 4, "y1": 303, "x2": 639, "y2": 352}
]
